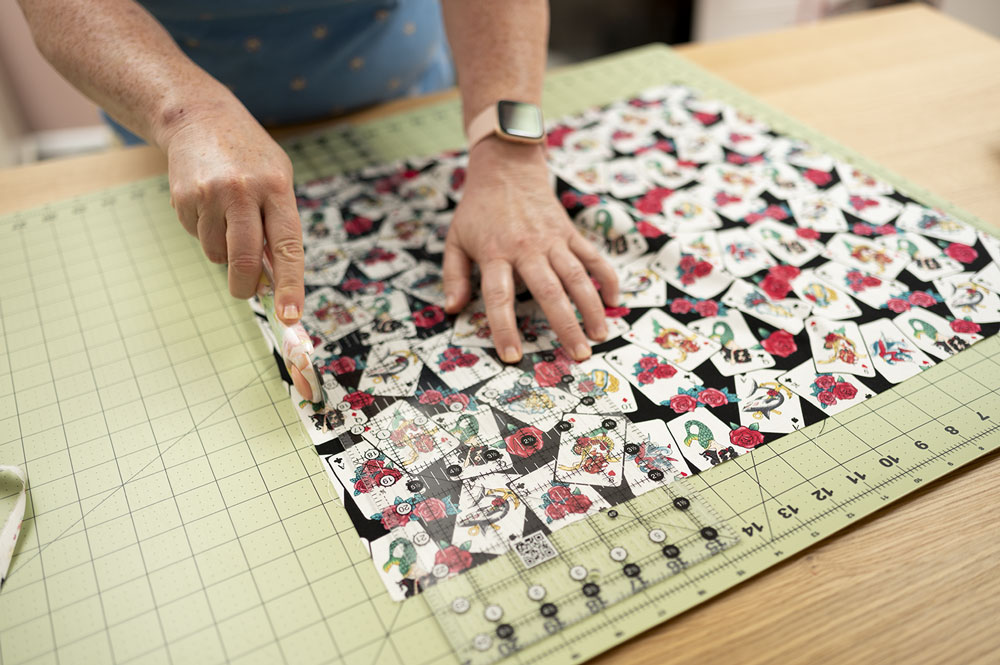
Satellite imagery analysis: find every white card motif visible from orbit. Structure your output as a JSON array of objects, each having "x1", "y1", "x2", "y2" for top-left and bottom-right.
[
  {"x1": 721, "y1": 279, "x2": 810, "y2": 335},
  {"x1": 717, "y1": 226, "x2": 776, "y2": 277},
  {"x1": 805, "y1": 316, "x2": 876, "y2": 378},
  {"x1": 893, "y1": 307, "x2": 982, "y2": 360},
  {"x1": 791, "y1": 269, "x2": 862, "y2": 320},
  {"x1": 625, "y1": 309, "x2": 721, "y2": 371},
  {"x1": 735, "y1": 369, "x2": 804, "y2": 433},
  {"x1": 748, "y1": 219, "x2": 824, "y2": 266},
  {"x1": 895, "y1": 203, "x2": 977, "y2": 245},
  {"x1": 858, "y1": 318, "x2": 934, "y2": 384},
  {"x1": 824, "y1": 232, "x2": 911, "y2": 279},
  {"x1": 666, "y1": 407, "x2": 749, "y2": 472}
]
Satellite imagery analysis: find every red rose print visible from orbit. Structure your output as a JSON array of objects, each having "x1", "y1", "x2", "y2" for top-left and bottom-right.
[
  {"x1": 418, "y1": 390, "x2": 443, "y2": 405},
  {"x1": 694, "y1": 299, "x2": 719, "y2": 317},
  {"x1": 604, "y1": 306, "x2": 631, "y2": 318},
  {"x1": 698, "y1": 388, "x2": 728, "y2": 407},
  {"x1": 450, "y1": 167, "x2": 466, "y2": 191},
  {"x1": 636, "y1": 195, "x2": 664, "y2": 215},
  {"x1": 329, "y1": 357, "x2": 356, "y2": 374},
  {"x1": 945, "y1": 242, "x2": 978, "y2": 264},
  {"x1": 355, "y1": 478, "x2": 374, "y2": 494},
  {"x1": 636, "y1": 220, "x2": 663, "y2": 238},
  {"x1": 638, "y1": 356, "x2": 658, "y2": 370},
  {"x1": 341, "y1": 278, "x2": 365, "y2": 292},
  {"x1": 434, "y1": 545, "x2": 473, "y2": 573},
  {"x1": 506, "y1": 427, "x2": 544, "y2": 458},
  {"x1": 547, "y1": 485, "x2": 572, "y2": 503},
  {"x1": 769, "y1": 264, "x2": 801, "y2": 281},
  {"x1": 693, "y1": 261, "x2": 713, "y2": 277},
  {"x1": 361, "y1": 460, "x2": 384, "y2": 475},
  {"x1": 886, "y1": 298, "x2": 910, "y2": 313},
  {"x1": 760, "y1": 274, "x2": 792, "y2": 300},
  {"x1": 814, "y1": 374, "x2": 836, "y2": 390},
  {"x1": 950, "y1": 319, "x2": 981, "y2": 334},
  {"x1": 692, "y1": 111, "x2": 719, "y2": 125},
  {"x1": 534, "y1": 361, "x2": 566, "y2": 387},
  {"x1": 832, "y1": 382, "x2": 857, "y2": 400},
  {"x1": 795, "y1": 227, "x2": 821, "y2": 240},
  {"x1": 560, "y1": 191, "x2": 579, "y2": 208},
  {"x1": 345, "y1": 391, "x2": 374, "y2": 409},
  {"x1": 907, "y1": 291, "x2": 936, "y2": 307},
  {"x1": 545, "y1": 502, "x2": 568, "y2": 521},
  {"x1": 413, "y1": 434, "x2": 435, "y2": 453},
  {"x1": 580, "y1": 194, "x2": 601, "y2": 207},
  {"x1": 637, "y1": 371, "x2": 656, "y2": 385},
  {"x1": 443, "y1": 393, "x2": 470, "y2": 410},
  {"x1": 804, "y1": 169, "x2": 832, "y2": 186},
  {"x1": 547, "y1": 126, "x2": 574, "y2": 148},
  {"x1": 380, "y1": 509, "x2": 410, "y2": 530},
  {"x1": 852, "y1": 223, "x2": 874, "y2": 236},
  {"x1": 413, "y1": 497, "x2": 449, "y2": 521},
  {"x1": 563, "y1": 494, "x2": 593, "y2": 514},
  {"x1": 862, "y1": 275, "x2": 882, "y2": 288},
  {"x1": 374, "y1": 469, "x2": 401, "y2": 487},
  {"x1": 817, "y1": 390, "x2": 837, "y2": 405},
  {"x1": 455, "y1": 353, "x2": 479, "y2": 368},
  {"x1": 670, "y1": 299, "x2": 694, "y2": 314},
  {"x1": 670, "y1": 394, "x2": 698, "y2": 414},
  {"x1": 653, "y1": 363, "x2": 677, "y2": 379},
  {"x1": 729, "y1": 426, "x2": 764, "y2": 449},
  {"x1": 413, "y1": 305, "x2": 445, "y2": 328},
  {"x1": 762, "y1": 329, "x2": 797, "y2": 358},
  {"x1": 343, "y1": 216, "x2": 373, "y2": 236},
  {"x1": 874, "y1": 224, "x2": 896, "y2": 235}
]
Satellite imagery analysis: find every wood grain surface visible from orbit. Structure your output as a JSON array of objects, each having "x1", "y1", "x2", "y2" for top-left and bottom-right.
[{"x1": 1, "y1": 5, "x2": 997, "y2": 664}]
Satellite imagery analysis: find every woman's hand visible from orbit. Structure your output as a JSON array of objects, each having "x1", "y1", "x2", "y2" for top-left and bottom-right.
[
  {"x1": 162, "y1": 103, "x2": 305, "y2": 324},
  {"x1": 442, "y1": 138, "x2": 619, "y2": 363}
]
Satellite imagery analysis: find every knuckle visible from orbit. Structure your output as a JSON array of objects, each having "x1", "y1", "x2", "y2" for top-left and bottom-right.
[
  {"x1": 262, "y1": 170, "x2": 291, "y2": 194},
  {"x1": 533, "y1": 279, "x2": 564, "y2": 303},
  {"x1": 270, "y1": 237, "x2": 304, "y2": 264},
  {"x1": 482, "y1": 283, "x2": 513, "y2": 308},
  {"x1": 562, "y1": 264, "x2": 589, "y2": 286},
  {"x1": 228, "y1": 253, "x2": 261, "y2": 276}
]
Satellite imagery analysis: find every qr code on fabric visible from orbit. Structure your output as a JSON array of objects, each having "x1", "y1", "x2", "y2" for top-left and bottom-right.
[{"x1": 253, "y1": 83, "x2": 1000, "y2": 600}]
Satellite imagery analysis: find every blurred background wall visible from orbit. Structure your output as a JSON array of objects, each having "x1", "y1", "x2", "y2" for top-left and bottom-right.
[{"x1": 0, "y1": 0, "x2": 997, "y2": 165}]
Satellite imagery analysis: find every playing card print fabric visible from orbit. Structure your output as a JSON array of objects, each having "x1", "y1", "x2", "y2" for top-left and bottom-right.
[{"x1": 254, "y1": 84, "x2": 999, "y2": 600}]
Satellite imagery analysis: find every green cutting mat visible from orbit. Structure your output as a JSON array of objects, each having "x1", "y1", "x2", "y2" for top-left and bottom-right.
[{"x1": 1, "y1": 44, "x2": 997, "y2": 665}]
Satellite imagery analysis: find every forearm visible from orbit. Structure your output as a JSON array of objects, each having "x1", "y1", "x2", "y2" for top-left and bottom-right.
[
  {"x1": 441, "y1": 0, "x2": 549, "y2": 131},
  {"x1": 18, "y1": 0, "x2": 243, "y2": 148}
]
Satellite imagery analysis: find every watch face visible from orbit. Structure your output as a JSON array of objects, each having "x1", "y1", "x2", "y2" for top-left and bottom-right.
[{"x1": 497, "y1": 101, "x2": 544, "y2": 140}]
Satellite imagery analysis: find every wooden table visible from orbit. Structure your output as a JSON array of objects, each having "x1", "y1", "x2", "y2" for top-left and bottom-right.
[{"x1": 2, "y1": 4, "x2": 998, "y2": 664}]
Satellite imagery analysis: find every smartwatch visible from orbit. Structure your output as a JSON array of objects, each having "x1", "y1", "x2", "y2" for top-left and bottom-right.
[{"x1": 466, "y1": 100, "x2": 545, "y2": 150}]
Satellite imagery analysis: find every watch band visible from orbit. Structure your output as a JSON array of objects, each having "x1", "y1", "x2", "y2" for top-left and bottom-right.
[
  {"x1": 466, "y1": 100, "x2": 545, "y2": 151},
  {"x1": 465, "y1": 103, "x2": 499, "y2": 151}
]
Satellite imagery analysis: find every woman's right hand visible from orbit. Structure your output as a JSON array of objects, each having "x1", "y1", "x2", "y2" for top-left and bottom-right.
[{"x1": 162, "y1": 103, "x2": 305, "y2": 324}]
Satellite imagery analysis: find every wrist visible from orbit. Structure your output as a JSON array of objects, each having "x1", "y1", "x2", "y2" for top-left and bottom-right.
[
  {"x1": 152, "y1": 85, "x2": 249, "y2": 150},
  {"x1": 467, "y1": 135, "x2": 548, "y2": 181}
]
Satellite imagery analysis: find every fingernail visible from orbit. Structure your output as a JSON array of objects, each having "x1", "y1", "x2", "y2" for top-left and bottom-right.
[
  {"x1": 282, "y1": 304, "x2": 300, "y2": 321},
  {"x1": 573, "y1": 343, "x2": 591, "y2": 361},
  {"x1": 445, "y1": 294, "x2": 455, "y2": 311},
  {"x1": 591, "y1": 324, "x2": 608, "y2": 341},
  {"x1": 501, "y1": 346, "x2": 520, "y2": 364}
]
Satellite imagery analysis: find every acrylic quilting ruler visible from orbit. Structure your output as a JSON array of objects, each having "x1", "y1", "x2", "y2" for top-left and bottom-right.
[{"x1": 1, "y1": 44, "x2": 998, "y2": 665}]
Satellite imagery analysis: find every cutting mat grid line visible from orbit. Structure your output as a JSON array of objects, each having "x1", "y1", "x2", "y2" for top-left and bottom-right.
[{"x1": 1, "y1": 43, "x2": 998, "y2": 665}]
